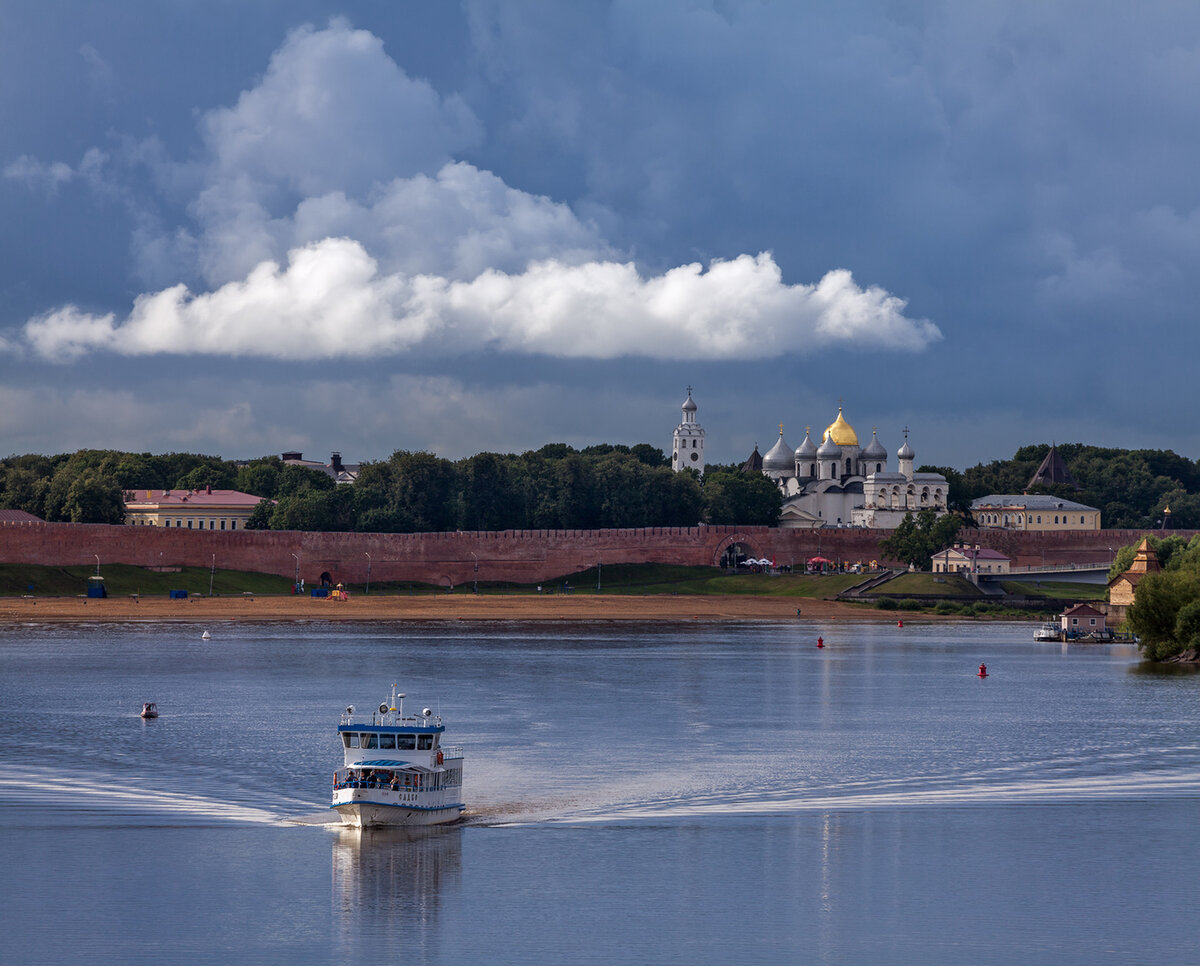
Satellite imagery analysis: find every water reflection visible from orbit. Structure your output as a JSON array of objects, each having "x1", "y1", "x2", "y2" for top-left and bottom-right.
[{"x1": 331, "y1": 825, "x2": 463, "y2": 947}]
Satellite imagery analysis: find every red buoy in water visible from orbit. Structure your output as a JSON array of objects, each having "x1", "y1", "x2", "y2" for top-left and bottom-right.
[
  {"x1": 977, "y1": 663, "x2": 988, "y2": 678},
  {"x1": 816, "y1": 636, "x2": 824, "y2": 648},
  {"x1": 897, "y1": 620, "x2": 903, "y2": 628}
]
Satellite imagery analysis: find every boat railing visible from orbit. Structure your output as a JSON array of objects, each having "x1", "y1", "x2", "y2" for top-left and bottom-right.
[
  {"x1": 339, "y1": 711, "x2": 444, "y2": 728},
  {"x1": 440, "y1": 745, "x2": 464, "y2": 761}
]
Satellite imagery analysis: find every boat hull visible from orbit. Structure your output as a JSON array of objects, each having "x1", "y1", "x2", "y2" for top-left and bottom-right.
[{"x1": 334, "y1": 800, "x2": 464, "y2": 828}]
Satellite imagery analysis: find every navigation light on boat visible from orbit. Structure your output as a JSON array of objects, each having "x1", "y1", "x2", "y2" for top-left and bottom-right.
[
  {"x1": 346, "y1": 706, "x2": 354, "y2": 715},
  {"x1": 379, "y1": 703, "x2": 389, "y2": 715},
  {"x1": 423, "y1": 708, "x2": 432, "y2": 717}
]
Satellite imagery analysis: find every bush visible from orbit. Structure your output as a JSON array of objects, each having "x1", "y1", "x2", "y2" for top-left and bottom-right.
[
  {"x1": 897, "y1": 599, "x2": 923, "y2": 611},
  {"x1": 874, "y1": 597, "x2": 898, "y2": 610}
]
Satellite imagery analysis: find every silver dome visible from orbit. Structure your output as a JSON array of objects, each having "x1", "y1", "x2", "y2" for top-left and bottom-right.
[
  {"x1": 817, "y1": 434, "x2": 842, "y2": 458},
  {"x1": 795, "y1": 429, "x2": 818, "y2": 459},
  {"x1": 762, "y1": 432, "x2": 795, "y2": 471},
  {"x1": 862, "y1": 430, "x2": 886, "y2": 460}
]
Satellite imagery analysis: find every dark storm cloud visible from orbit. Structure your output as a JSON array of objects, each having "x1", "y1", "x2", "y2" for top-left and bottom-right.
[{"x1": 2, "y1": 1, "x2": 1200, "y2": 466}]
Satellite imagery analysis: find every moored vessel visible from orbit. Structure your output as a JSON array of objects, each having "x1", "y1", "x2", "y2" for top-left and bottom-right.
[
  {"x1": 1034, "y1": 622, "x2": 1060, "y2": 642},
  {"x1": 331, "y1": 685, "x2": 464, "y2": 827}
]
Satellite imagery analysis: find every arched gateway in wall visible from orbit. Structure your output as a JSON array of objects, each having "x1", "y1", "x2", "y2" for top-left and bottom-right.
[{"x1": 712, "y1": 532, "x2": 760, "y2": 569}]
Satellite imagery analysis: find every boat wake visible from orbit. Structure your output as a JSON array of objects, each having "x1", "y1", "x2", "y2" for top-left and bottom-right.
[
  {"x1": 0, "y1": 765, "x2": 311, "y2": 828},
  {"x1": 466, "y1": 754, "x2": 1200, "y2": 825}
]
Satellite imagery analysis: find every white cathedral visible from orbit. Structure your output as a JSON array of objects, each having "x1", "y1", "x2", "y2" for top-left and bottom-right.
[{"x1": 672, "y1": 390, "x2": 949, "y2": 529}]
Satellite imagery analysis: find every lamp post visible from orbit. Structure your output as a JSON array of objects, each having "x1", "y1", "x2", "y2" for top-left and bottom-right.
[
  {"x1": 291, "y1": 553, "x2": 300, "y2": 590},
  {"x1": 597, "y1": 558, "x2": 602, "y2": 592},
  {"x1": 209, "y1": 554, "x2": 216, "y2": 596},
  {"x1": 364, "y1": 552, "x2": 372, "y2": 596},
  {"x1": 470, "y1": 551, "x2": 478, "y2": 594},
  {"x1": 93, "y1": 554, "x2": 100, "y2": 576}
]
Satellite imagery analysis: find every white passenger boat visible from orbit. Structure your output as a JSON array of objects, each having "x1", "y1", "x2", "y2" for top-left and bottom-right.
[
  {"x1": 1034, "y1": 622, "x2": 1060, "y2": 642},
  {"x1": 331, "y1": 685, "x2": 464, "y2": 827}
]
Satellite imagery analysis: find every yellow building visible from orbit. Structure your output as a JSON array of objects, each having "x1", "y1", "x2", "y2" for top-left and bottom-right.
[
  {"x1": 123, "y1": 487, "x2": 265, "y2": 531},
  {"x1": 932, "y1": 544, "x2": 1011, "y2": 575},
  {"x1": 970, "y1": 494, "x2": 1100, "y2": 531},
  {"x1": 1107, "y1": 537, "x2": 1160, "y2": 625}
]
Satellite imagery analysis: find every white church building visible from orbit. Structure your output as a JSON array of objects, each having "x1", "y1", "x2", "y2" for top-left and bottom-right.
[
  {"x1": 763, "y1": 407, "x2": 949, "y2": 528},
  {"x1": 672, "y1": 391, "x2": 949, "y2": 529}
]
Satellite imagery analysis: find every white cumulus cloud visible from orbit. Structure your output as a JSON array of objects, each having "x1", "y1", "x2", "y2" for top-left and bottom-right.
[
  {"x1": 24, "y1": 240, "x2": 939, "y2": 362},
  {"x1": 17, "y1": 19, "x2": 940, "y2": 365}
]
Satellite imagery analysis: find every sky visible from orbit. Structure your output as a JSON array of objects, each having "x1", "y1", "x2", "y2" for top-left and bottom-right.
[{"x1": 3, "y1": 1, "x2": 1199, "y2": 472}]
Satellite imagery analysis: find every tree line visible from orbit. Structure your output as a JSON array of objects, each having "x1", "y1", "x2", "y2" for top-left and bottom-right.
[
  {"x1": 4, "y1": 440, "x2": 1198, "y2": 534},
  {"x1": 0, "y1": 445, "x2": 783, "y2": 532}
]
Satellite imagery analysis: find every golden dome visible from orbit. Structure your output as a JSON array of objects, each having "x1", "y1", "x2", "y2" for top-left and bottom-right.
[{"x1": 822, "y1": 407, "x2": 859, "y2": 447}]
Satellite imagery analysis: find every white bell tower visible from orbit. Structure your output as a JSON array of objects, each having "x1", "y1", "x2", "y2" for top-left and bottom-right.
[{"x1": 671, "y1": 387, "x2": 705, "y2": 475}]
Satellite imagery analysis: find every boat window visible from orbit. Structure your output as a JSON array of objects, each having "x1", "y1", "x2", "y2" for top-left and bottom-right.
[
  {"x1": 396, "y1": 734, "x2": 416, "y2": 750},
  {"x1": 418, "y1": 734, "x2": 433, "y2": 750},
  {"x1": 346, "y1": 733, "x2": 359, "y2": 748},
  {"x1": 378, "y1": 733, "x2": 396, "y2": 749},
  {"x1": 361, "y1": 733, "x2": 378, "y2": 749}
]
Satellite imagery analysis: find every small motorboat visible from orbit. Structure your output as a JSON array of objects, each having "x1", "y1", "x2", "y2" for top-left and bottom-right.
[
  {"x1": 1034, "y1": 622, "x2": 1060, "y2": 642},
  {"x1": 140, "y1": 702, "x2": 158, "y2": 719},
  {"x1": 201, "y1": 630, "x2": 211, "y2": 640}
]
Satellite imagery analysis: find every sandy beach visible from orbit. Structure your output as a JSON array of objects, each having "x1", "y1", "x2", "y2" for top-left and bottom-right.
[{"x1": 0, "y1": 593, "x2": 915, "y2": 623}]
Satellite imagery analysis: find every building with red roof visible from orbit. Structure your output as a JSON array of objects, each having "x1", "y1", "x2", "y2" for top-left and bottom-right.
[{"x1": 123, "y1": 487, "x2": 265, "y2": 531}]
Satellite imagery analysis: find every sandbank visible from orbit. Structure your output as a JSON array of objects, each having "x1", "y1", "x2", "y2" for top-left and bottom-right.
[{"x1": 0, "y1": 593, "x2": 923, "y2": 624}]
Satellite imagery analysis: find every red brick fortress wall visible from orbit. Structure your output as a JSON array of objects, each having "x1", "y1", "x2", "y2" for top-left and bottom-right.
[{"x1": 0, "y1": 521, "x2": 1191, "y2": 587}]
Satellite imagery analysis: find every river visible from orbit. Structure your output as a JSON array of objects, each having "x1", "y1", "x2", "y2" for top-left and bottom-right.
[{"x1": 1, "y1": 619, "x2": 1196, "y2": 964}]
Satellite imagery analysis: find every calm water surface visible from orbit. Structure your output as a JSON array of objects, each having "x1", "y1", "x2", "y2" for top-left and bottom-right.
[{"x1": 1, "y1": 619, "x2": 1197, "y2": 965}]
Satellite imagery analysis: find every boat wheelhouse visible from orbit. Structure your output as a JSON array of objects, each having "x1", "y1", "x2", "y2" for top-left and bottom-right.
[{"x1": 331, "y1": 685, "x2": 464, "y2": 827}]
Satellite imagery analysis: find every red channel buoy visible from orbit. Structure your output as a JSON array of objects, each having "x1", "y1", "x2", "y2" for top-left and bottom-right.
[
  {"x1": 977, "y1": 663, "x2": 988, "y2": 678},
  {"x1": 816, "y1": 637, "x2": 824, "y2": 648},
  {"x1": 897, "y1": 620, "x2": 903, "y2": 628}
]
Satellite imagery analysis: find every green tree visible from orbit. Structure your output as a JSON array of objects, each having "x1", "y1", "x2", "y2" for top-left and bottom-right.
[
  {"x1": 236, "y1": 458, "x2": 283, "y2": 498},
  {"x1": 269, "y1": 486, "x2": 355, "y2": 531},
  {"x1": 175, "y1": 463, "x2": 237, "y2": 491},
  {"x1": 275, "y1": 464, "x2": 335, "y2": 497},
  {"x1": 879, "y1": 509, "x2": 963, "y2": 570},
  {"x1": 701, "y1": 470, "x2": 782, "y2": 525},
  {"x1": 61, "y1": 470, "x2": 126, "y2": 524},
  {"x1": 244, "y1": 498, "x2": 275, "y2": 530},
  {"x1": 1129, "y1": 569, "x2": 1200, "y2": 661}
]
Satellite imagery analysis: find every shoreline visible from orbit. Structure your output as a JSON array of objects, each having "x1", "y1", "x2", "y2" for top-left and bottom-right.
[{"x1": 0, "y1": 593, "x2": 939, "y2": 624}]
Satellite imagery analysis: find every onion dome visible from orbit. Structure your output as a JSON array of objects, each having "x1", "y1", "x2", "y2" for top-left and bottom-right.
[
  {"x1": 763, "y1": 430, "x2": 795, "y2": 472},
  {"x1": 823, "y1": 406, "x2": 859, "y2": 447},
  {"x1": 897, "y1": 431, "x2": 914, "y2": 461},
  {"x1": 817, "y1": 433, "x2": 842, "y2": 459},
  {"x1": 862, "y1": 429, "x2": 886, "y2": 460},
  {"x1": 681, "y1": 388, "x2": 697, "y2": 412},
  {"x1": 795, "y1": 428, "x2": 818, "y2": 459}
]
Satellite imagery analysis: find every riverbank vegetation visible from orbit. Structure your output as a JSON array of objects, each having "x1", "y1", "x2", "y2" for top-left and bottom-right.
[{"x1": 1123, "y1": 534, "x2": 1200, "y2": 661}]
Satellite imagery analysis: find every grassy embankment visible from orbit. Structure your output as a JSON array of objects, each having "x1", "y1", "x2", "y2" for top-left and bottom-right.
[
  {"x1": 0, "y1": 562, "x2": 865, "y2": 599},
  {"x1": 0, "y1": 562, "x2": 1102, "y2": 616}
]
